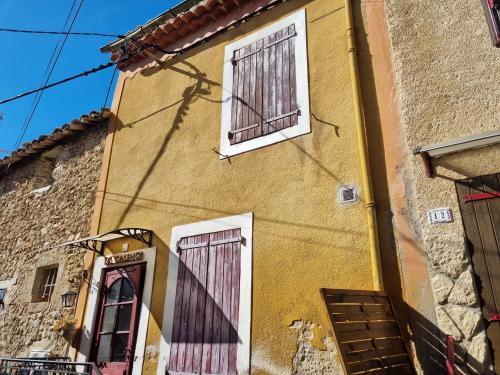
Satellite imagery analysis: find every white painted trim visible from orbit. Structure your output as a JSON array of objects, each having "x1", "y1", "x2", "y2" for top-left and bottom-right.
[
  {"x1": 77, "y1": 247, "x2": 157, "y2": 375},
  {"x1": 158, "y1": 213, "x2": 253, "y2": 375},
  {"x1": 220, "y1": 9, "x2": 310, "y2": 158}
]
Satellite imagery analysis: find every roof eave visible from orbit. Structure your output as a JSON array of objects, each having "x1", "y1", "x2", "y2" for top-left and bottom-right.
[{"x1": 100, "y1": 0, "x2": 203, "y2": 54}]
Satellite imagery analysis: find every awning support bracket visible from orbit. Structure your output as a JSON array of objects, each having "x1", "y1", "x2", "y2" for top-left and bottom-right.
[{"x1": 52, "y1": 228, "x2": 154, "y2": 255}]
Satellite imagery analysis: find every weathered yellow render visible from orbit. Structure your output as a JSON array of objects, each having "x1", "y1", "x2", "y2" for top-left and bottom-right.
[{"x1": 83, "y1": 0, "x2": 383, "y2": 372}]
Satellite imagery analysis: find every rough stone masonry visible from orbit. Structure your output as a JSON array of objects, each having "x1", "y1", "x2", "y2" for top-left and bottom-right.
[{"x1": 0, "y1": 123, "x2": 106, "y2": 357}]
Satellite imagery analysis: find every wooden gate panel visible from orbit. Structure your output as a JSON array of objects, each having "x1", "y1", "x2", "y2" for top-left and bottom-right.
[{"x1": 321, "y1": 289, "x2": 414, "y2": 375}]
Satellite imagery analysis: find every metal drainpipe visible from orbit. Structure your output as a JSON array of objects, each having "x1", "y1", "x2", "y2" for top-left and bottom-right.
[{"x1": 344, "y1": 0, "x2": 383, "y2": 290}]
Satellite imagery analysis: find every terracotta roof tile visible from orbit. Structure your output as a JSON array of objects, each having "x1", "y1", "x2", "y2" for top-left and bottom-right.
[
  {"x1": 100, "y1": 0, "x2": 255, "y2": 69},
  {"x1": 0, "y1": 108, "x2": 110, "y2": 169}
]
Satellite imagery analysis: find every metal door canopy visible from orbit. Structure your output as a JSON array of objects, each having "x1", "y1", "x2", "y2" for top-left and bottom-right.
[{"x1": 51, "y1": 228, "x2": 153, "y2": 254}]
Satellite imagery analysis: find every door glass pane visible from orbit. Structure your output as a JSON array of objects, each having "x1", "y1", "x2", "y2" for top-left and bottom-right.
[
  {"x1": 120, "y1": 278, "x2": 134, "y2": 302},
  {"x1": 111, "y1": 333, "x2": 129, "y2": 362},
  {"x1": 117, "y1": 304, "x2": 132, "y2": 332},
  {"x1": 96, "y1": 333, "x2": 112, "y2": 362},
  {"x1": 105, "y1": 280, "x2": 121, "y2": 304},
  {"x1": 101, "y1": 306, "x2": 117, "y2": 333}
]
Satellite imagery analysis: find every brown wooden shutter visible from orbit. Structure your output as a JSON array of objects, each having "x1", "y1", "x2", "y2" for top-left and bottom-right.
[
  {"x1": 229, "y1": 24, "x2": 298, "y2": 144},
  {"x1": 168, "y1": 229, "x2": 242, "y2": 375}
]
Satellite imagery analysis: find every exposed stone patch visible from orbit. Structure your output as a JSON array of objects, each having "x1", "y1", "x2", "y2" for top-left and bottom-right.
[
  {"x1": 431, "y1": 273, "x2": 454, "y2": 304},
  {"x1": 290, "y1": 320, "x2": 344, "y2": 375},
  {"x1": 0, "y1": 125, "x2": 106, "y2": 357},
  {"x1": 448, "y1": 270, "x2": 477, "y2": 307}
]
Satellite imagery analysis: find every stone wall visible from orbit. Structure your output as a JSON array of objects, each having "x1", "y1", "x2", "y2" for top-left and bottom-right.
[
  {"x1": 0, "y1": 124, "x2": 106, "y2": 357},
  {"x1": 384, "y1": 0, "x2": 500, "y2": 374}
]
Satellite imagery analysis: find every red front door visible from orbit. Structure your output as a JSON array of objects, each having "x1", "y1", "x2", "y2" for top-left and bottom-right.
[{"x1": 91, "y1": 264, "x2": 146, "y2": 375}]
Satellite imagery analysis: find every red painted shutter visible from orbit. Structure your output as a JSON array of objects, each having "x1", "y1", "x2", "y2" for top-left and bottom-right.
[
  {"x1": 229, "y1": 24, "x2": 298, "y2": 144},
  {"x1": 168, "y1": 229, "x2": 241, "y2": 375}
]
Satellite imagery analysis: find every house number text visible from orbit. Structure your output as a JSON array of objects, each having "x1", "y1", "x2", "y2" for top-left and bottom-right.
[{"x1": 427, "y1": 208, "x2": 453, "y2": 224}]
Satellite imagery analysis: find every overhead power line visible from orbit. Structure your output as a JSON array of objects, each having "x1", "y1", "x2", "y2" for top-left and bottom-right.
[
  {"x1": 0, "y1": 43, "x2": 178, "y2": 106},
  {"x1": 12, "y1": 0, "x2": 84, "y2": 152},
  {"x1": 0, "y1": 28, "x2": 124, "y2": 38},
  {"x1": 0, "y1": 61, "x2": 115, "y2": 105}
]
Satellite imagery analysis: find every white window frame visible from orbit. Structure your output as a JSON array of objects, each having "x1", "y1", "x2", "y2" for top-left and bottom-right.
[
  {"x1": 158, "y1": 212, "x2": 253, "y2": 375},
  {"x1": 77, "y1": 247, "x2": 157, "y2": 375},
  {"x1": 219, "y1": 9, "x2": 310, "y2": 158},
  {"x1": 42, "y1": 267, "x2": 58, "y2": 301}
]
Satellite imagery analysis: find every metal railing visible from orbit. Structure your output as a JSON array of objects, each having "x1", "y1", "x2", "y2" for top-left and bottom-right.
[{"x1": 0, "y1": 358, "x2": 103, "y2": 375}]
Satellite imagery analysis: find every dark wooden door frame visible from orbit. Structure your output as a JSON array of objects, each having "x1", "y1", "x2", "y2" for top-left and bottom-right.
[
  {"x1": 456, "y1": 173, "x2": 500, "y2": 373},
  {"x1": 90, "y1": 263, "x2": 146, "y2": 375}
]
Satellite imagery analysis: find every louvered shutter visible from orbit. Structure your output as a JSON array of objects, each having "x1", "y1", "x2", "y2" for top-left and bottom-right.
[
  {"x1": 168, "y1": 229, "x2": 242, "y2": 375},
  {"x1": 483, "y1": 0, "x2": 500, "y2": 46},
  {"x1": 229, "y1": 24, "x2": 298, "y2": 144}
]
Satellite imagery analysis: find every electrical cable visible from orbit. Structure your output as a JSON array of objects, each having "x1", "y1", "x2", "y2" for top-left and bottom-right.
[
  {"x1": 1, "y1": 0, "x2": 291, "y2": 108},
  {"x1": 0, "y1": 62, "x2": 115, "y2": 105},
  {"x1": 12, "y1": 0, "x2": 84, "y2": 153},
  {"x1": 0, "y1": 45, "x2": 176, "y2": 106},
  {"x1": 0, "y1": 28, "x2": 124, "y2": 38},
  {"x1": 103, "y1": 65, "x2": 118, "y2": 108},
  {"x1": 13, "y1": 0, "x2": 79, "y2": 151}
]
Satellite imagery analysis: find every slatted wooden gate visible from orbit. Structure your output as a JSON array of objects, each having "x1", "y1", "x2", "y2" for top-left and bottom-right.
[
  {"x1": 456, "y1": 173, "x2": 500, "y2": 373},
  {"x1": 321, "y1": 289, "x2": 414, "y2": 375}
]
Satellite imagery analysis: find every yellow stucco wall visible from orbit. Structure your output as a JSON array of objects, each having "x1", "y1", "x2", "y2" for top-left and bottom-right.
[{"x1": 98, "y1": 0, "x2": 376, "y2": 372}]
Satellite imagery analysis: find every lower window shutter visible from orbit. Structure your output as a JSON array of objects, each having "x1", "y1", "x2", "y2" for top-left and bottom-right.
[
  {"x1": 168, "y1": 229, "x2": 242, "y2": 375},
  {"x1": 262, "y1": 24, "x2": 298, "y2": 136}
]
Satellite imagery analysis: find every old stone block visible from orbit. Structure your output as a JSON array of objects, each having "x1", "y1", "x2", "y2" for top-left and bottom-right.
[
  {"x1": 436, "y1": 306, "x2": 463, "y2": 341},
  {"x1": 426, "y1": 237, "x2": 467, "y2": 278},
  {"x1": 448, "y1": 269, "x2": 478, "y2": 306},
  {"x1": 431, "y1": 273, "x2": 454, "y2": 304},
  {"x1": 463, "y1": 332, "x2": 492, "y2": 374},
  {"x1": 446, "y1": 306, "x2": 482, "y2": 340}
]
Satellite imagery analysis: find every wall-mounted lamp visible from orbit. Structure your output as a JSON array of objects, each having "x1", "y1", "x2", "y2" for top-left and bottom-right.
[{"x1": 61, "y1": 290, "x2": 78, "y2": 308}]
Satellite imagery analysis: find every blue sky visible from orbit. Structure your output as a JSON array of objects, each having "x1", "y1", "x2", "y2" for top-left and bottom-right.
[{"x1": 0, "y1": 0, "x2": 178, "y2": 155}]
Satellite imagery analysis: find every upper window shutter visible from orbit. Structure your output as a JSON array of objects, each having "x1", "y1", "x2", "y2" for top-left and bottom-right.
[
  {"x1": 229, "y1": 24, "x2": 298, "y2": 144},
  {"x1": 262, "y1": 24, "x2": 298, "y2": 136}
]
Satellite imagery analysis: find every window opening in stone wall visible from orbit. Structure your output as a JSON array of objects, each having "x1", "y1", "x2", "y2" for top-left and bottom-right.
[
  {"x1": 31, "y1": 147, "x2": 62, "y2": 192},
  {"x1": 32, "y1": 266, "x2": 58, "y2": 302},
  {"x1": 32, "y1": 157, "x2": 56, "y2": 191},
  {"x1": 0, "y1": 289, "x2": 5, "y2": 309}
]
